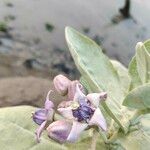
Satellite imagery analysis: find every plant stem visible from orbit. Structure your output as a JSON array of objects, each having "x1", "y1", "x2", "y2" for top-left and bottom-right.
[
  {"x1": 90, "y1": 130, "x2": 98, "y2": 150},
  {"x1": 98, "y1": 128, "x2": 108, "y2": 143}
]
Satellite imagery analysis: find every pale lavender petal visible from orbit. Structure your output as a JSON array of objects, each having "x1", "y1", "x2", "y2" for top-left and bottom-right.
[
  {"x1": 87, "y1": 92, "x2": 107, "y2": 107},
  {"x1": 67, "y1": 121, "x2": 88, "y2": 142},
  {"x1": 89, "y1": 108, "x2": 107, "y2": 131},
  {"x1": 73, "y1": 84, "x2": 86, "y2": 103},
  {"x1": 57, "y1": 107, "x2": 74, "y2": 119},
  {"x1": 47, "y1": 120, "x2": 72, "y2": 143},
  {"x1": 35, "y1": 120, "x2": 47, "y2": 142},
  {"x1": 46, "y1": 108, "x2": 54, "y2": 122},
  {"x1": 44, "y1": 90, "x2": 54, "y2": 110},
  {"x1": 67, "y1": 80, "x2": 80, "y2": 100}
]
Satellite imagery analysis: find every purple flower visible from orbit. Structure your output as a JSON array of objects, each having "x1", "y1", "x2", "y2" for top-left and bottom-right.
[
  {"x1": 32, "y1": 90, "x2": 54, "y2": 142},
  {"x1": 52, "y1": 84, "x2": 107, "y2": 142}
]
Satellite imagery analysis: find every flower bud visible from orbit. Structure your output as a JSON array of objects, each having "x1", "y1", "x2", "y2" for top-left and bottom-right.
[
  {"x1": 47, "y1": 120, "x2": 72, "y2": 143},
  {"x1": 32, "y1": 108, "x2": 54, "y2": 125},
  {"x1": 53, "y1": 74, "x2": 71, "y2": 96},
  {"x1": 32, "y1": 109, "x2": 47, "y2": 125}
]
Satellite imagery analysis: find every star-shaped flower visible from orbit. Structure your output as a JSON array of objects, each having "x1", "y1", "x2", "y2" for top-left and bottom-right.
[{"x1": 47, "y1": 84, "x2": 107, "y2": 143}]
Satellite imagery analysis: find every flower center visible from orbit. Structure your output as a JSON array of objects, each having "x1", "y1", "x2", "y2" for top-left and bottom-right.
[
  {"x1": 70, "y1": 101, "x2": 80, "y2": 110},
  {"x1": 72, "y1": 101, "x2": 94, "y2": 122}
]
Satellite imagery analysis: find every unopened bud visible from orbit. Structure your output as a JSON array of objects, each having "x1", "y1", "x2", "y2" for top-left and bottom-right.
[
  {"x1": 53, "y1": 74, "x2": 71, "y2": 96},
  {"x1": 32, "y1": 109, "x2": 47, "y2": 125},
  {"x1": 47, "y1": 120, "x2": 72, "y2": 143}
]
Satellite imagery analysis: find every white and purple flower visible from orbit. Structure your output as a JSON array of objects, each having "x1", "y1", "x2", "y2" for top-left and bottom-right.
[
  {"x1": 47, "y1": 82, "x2": 107, "y2": 143},
  {"x1": 32, "y1": 74, "x2": 107, "y2": 143}
]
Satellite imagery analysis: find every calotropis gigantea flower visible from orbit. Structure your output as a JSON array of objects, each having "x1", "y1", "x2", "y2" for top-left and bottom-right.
[
  {"x1": 32, "y1": 91, "x2": 54, "y2": 142},
  {"x1": 48, "y1": 84, "x2": 107, "y2": 143}
]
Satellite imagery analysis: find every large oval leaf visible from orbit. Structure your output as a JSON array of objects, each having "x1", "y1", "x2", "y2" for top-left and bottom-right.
[
  {"x1": 65, "y1": 27, "x2": 129, "y2": 131},
  {"x1": 128, "y1": 40, "x2": 150, "y2": 91},
  {"x1": 123, "y1": 84, "x2": 150, "y2": 109},
  {"x1": 0, "y1": 106, "x2": 66, "y2": 150},
  {"x1": 110, "y1": 60, "x2": 130, "y2": 94},
  {"x1": 0, "y1": 106, "x2": 107, "y2": 150},
  {"x1": 128, "y1": 57, "x2": 142, "y2": 91},
  {"x1": 136, "y1": 42, "x2": 150, "y2": 84},
  {"x1": 144, "y1": 39, "x2": 150, "y2": 54}
]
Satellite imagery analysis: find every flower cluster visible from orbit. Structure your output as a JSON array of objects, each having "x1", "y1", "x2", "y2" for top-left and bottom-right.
[{"x1": 32, "y1": 74, "x2": 107, "y2": 143}]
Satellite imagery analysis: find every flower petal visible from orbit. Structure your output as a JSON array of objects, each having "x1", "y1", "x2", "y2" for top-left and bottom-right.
[
  {"x1": 73, "y1": 84, "x2": 86, "y2": 103},
  {"x1": 35, "y1": 120, "x2": 47, "y2": 142},
  {"x1": 67, "y1": 121, "x2": 88, "y2": 142},
  {"x1": 57, "y1": 107, "x2": 74, "y2": 119},
  {"x1": 47, "y1": 120, "x2": 72, "y2": 143},
  {"x1": 89, "y1": 108, "x2": 107, "y2": 131},
  {"x1": 87, "y1": 92, "x2": 107, "y2": 107},
  {"x1": 47, "y1": 109, "x2": 54, "y2": 121},
  {"x1": 44, "y1": 90, "x2": 54, "y2": 110},
  {"x1": 67, "y1": 80, "x2": 80, "y2": 100}
]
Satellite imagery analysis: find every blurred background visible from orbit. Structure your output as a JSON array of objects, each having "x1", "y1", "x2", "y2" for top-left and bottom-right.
[{"x1": 0, "y1": 0, "x2": 150, "y2": 108}]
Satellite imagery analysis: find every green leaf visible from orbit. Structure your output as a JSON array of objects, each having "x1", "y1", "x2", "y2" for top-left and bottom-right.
[
  {"x1": 110, "y1": 114, "x2": 150, "y2": 150},
  {"x1": 80, "y1": 76, "x2": 93, "y2": 93},
  {"x1": 110, "y1": 60, "x2": 130, "y2": 94},
  {"x1": 66, "y1": 130, "x2": 107, "y2": 150},
  {"x1": 0, "y1": 106, "x2": 66, "y2": 150},
  {"x1": 128, "y1": 57, "x2": 142, "y2": 91},
  {"x1": 67, "y1": 137, "x2": 107, "y2": 150},
  {"x1": 65, "y1": 27, "x2": 129, "y2": 131},
  {"x1": 0, "y1": 106, "x2": 108, "y2": 150},
  {"x1": 144, "y1": 39, "x2": 150, "y2": 54},
  {"x1": 123, "y1": 84, "x2": 150, "y2": 109},
  {"x1": 128, "y1": 40, "x2": 150, "y2": 91},
  {"x1": 136, "y1": 42, "x2": 150, "y2": 83}
]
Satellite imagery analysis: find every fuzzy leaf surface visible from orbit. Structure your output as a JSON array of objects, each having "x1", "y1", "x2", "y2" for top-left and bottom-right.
[
  {"x1": 0, "y1": 106, "x2": 66, "y2": 150},
  {"x1": 65, "y1": 27, "x2": 129, "y2": 131},
  {"x1": 110, "y1": 114, "x2": 150, "y2": 150},
  {"x1": 123, "y1": 84, "x2": 150, "y2": 109}
]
